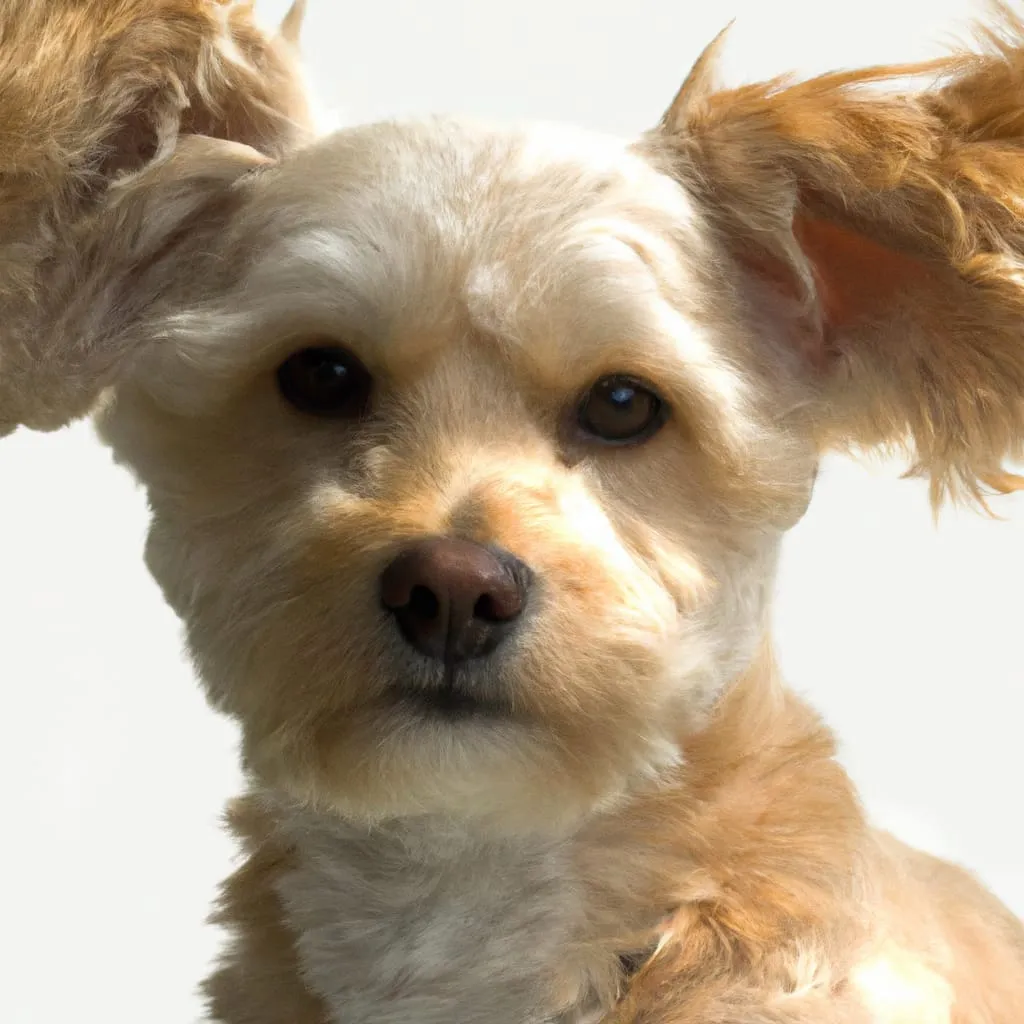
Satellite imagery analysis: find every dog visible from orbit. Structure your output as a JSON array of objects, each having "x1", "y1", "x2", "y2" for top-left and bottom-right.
[{"x1": 1, "y1": 1, "x2": 1022, "y2": 1021}]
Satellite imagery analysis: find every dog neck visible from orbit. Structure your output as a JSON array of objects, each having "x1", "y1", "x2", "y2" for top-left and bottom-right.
[
  {"x1": 270, "y1": 805, "x2": 599, "y2": 1023},
  {"x1": 205, "y1": 647, "x2": 868, "y2": 1024}
]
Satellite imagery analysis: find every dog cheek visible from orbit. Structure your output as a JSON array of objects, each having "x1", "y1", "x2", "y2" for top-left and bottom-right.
[{"x1": 146, "y1": 497, "x2": 383, "y2": 742}]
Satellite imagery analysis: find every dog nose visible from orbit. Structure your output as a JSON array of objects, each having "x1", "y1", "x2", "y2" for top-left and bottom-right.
[{"x1": 380, "y1": 537, "x2": 529, "y2": 663}]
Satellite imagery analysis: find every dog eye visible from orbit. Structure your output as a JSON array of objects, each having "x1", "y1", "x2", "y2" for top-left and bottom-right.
[
  {"x1": 276, "y1": 346, "x2": 373, "y2": 418},
  {"x1": 577, "y1": 375, "x2": 667, "y2": 444}
]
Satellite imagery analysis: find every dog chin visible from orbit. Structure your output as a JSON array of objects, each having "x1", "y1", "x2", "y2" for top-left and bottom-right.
[{"x1": 249, "y1": 689, "x2": 626, "y2": 836}]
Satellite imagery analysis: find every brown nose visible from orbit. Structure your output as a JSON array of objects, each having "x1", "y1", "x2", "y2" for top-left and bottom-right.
[{"x1": 380, "y1": 537, "x2": 530, "y2": 663}]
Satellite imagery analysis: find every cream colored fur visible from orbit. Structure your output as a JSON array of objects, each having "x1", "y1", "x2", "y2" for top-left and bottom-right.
[{"x1": 1, "y1": 2, "x2": 1022, "y2": 1022}]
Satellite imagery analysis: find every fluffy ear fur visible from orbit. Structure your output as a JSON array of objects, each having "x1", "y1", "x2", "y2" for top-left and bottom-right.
[
  {"x1": 18, "y1": 136, "x2": 271, "y2": 429},
  {"x1": 0, "y1": 0, "x2": 311, "y2": 435},
  {"x1": 648, "y1": 5, "x2": 1024, "y2": 509}
]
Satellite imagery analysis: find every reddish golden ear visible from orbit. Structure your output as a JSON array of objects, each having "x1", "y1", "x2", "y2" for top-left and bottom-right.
[
  {"x1": 806, "y1": 214, "x2": 1024, "y2": 506},
  {"x1": 652, "y1": 24, "x2": 1024, "y2": 508},
  {"x1": 791, "y1": 214, "x2": 936, "y2": 334},
  {"x1": 724, "y1": 215, "x2": 937, "y2": 372}
]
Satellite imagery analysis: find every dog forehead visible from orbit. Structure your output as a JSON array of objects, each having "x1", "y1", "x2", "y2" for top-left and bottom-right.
[
  {"x1": 240, "y1": 117, "x2": 702, "y2": 376},
  {"x1": 266, "y1": 116, "x2": 682, "y2": 214}
]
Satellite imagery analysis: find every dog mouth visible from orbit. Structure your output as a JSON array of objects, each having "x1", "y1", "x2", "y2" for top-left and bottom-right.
[{"x1": 390, "y1": 667, "x2": 511, "y2": 721}]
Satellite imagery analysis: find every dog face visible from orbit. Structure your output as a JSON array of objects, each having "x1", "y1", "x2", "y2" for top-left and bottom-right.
[
  {"x1": 94, "y1": 120, "x2": 818, "y2": 831},
  {"x1": 56, "y1": 12, "x2": 1022, "y2": 833}
]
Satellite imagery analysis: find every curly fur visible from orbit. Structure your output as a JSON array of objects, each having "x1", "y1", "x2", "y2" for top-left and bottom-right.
[
  {"x1": 647, "y1": 4, "x2": 1024, "y2": 508},
  {"x1": 1, "y1": 3, "x2": 1022, "y2": 1024},
  {"x1": 0, "y1": 0, "x2": 311, "y2": 434}
]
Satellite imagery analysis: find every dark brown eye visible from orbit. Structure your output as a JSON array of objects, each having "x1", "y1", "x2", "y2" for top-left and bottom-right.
[
  {"x1": 577, "y1": 375, "x2": 667, "y2": 444},
  {"x1": 276, "y1": 346, "x2": 372, "y2": 418}
]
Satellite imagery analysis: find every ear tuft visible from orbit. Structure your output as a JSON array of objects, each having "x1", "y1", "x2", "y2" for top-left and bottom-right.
[
  {"x1": 662, "y1": 24, "x2": 733, "y2": 131},
  {"x1": 979, "y1": 469, "x2": 1024, "y2": 506},
  {"x1": 278, "y1": 0, "x2": 308, "y2": 48},
  {"x1": 650, "y1": 18, "x2": 1024, "y2": 512}
]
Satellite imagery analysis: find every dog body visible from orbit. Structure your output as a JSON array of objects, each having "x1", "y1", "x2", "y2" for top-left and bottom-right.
[
  {"x1": 2, "y1": 2, "x2": 1023, "y2": 1022},
  {"x1": 202, "y1": 673, "x2": 1024, "y2": 1024}
]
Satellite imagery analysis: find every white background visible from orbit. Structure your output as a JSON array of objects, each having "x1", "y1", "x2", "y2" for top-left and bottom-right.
[{"x1": 1, "y1": 1, "x2": 1021, "y2": 1021}]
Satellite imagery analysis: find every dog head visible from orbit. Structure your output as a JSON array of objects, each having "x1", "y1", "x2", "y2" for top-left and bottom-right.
[
  {"x1": 36, "y1": 10, "x2": 1024, "y2": 831},
  {"x1": 92, "y1": 119, "x2": 811, "y2": 831}
]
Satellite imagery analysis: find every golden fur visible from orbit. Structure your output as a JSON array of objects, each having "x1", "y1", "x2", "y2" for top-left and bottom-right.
[
  {"x1": 1, "y1": 2, "x2": 1023, "y2": 1022},
  {"x1": 648, "y1": 10, "x2": 1024, "y2": 508},
  {"x1": 204, "y1": 799, "x2": 329, "y2": 1024},
  {"x1": 0, "y1": 0, "x2": 312, "y2": 434}
]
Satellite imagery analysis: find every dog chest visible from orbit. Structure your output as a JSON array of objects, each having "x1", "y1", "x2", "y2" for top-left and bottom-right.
[{"x1": 274, "y1": 813, "x2": 597, "y2": 1023}]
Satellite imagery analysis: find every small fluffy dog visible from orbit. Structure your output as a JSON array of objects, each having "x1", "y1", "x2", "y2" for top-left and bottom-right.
[{"x1": 2, "y1": 1, "x2": 1023, "y2": 1021}]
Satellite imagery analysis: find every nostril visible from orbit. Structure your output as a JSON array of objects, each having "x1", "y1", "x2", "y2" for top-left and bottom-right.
[
  {"x1": 408, "y1": 585, "x2": 440, "y2": 621},
  {"x1": 472, "y1": 580, "x2": 524, "y2": 623},
  {"x1": 473, "y1": 593, "x2": 501, "y2": 623}
]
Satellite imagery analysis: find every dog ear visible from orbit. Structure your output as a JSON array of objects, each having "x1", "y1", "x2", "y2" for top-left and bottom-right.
[
  {"x1": 649, "y1": 14, "x2": 1024, "y2": 509},
  {"x1": 0, "y1": 0, "x2": 312, "y2": 435},
  {"x1": 4, "y1": 136, "x2": 272, "y2": 436}
]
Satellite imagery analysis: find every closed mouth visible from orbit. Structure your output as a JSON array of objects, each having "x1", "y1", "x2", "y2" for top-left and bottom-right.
[{"x1": 391, "y1": 671, "x2": 510, "y2": 720}]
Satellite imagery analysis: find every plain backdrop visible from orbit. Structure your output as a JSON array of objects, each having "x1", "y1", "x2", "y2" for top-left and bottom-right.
[{"x1": 1, "y1": 1, "x2": 1022, "y2": 1021}]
